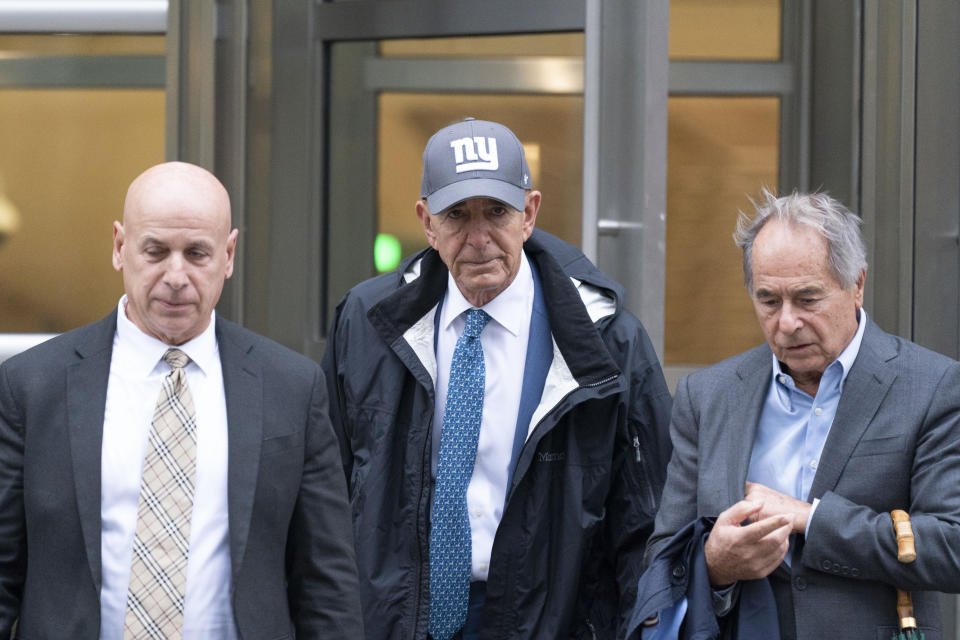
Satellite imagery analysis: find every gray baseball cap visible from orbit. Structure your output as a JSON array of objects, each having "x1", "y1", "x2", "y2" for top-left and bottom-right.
[{"x1": 420, "y1": 118, "x2": 532, "y2": 214}]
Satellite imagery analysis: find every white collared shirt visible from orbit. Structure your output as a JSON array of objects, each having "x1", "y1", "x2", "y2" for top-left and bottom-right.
[
  {"x1": 100, "y1": 296, "x2": 238, "y2": 639},
  {"x1": 432, "y1": 253, "x2": 535, "y2": 581}
]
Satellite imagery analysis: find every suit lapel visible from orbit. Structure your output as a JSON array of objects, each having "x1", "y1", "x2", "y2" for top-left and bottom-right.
[
  {"x1": 808, "y1": 320, "x2": 898, "y2": 500},
  {"x1": 727, "y1": 346, "x2": 774, "y2": 505},
  {"x1": 217, "y1": 319, "x2": 263, "y2": 581},
  {"x1": 66, "y1": 312, "x2": 117, "y2": 590}
]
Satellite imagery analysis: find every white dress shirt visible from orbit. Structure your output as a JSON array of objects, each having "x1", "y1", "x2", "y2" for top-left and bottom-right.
[
  {"x1": 432, "y1": 253, "x2": 535, "y2": 581},
  {"x1": 100, "y1": 296, "x2": 238, "y2": 639}
]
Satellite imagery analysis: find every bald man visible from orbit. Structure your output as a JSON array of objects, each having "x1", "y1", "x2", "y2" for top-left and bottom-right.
[{"x1": 0, "y1": 162, "x2": 362, "y2": 638}]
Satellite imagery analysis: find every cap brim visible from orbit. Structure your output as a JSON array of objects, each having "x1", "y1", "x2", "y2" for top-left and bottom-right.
[{"x1": 426, "y1": 178, "x2": 527, "y2": 214}]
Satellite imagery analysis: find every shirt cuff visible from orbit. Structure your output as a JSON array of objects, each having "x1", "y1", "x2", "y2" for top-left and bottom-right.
[{"x1": 805, "y1": 498, "x2": 820, "y2": 537}]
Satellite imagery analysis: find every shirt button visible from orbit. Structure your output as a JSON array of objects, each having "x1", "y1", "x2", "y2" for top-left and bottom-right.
[
  {"x1": 778, "y1": 376, "x2": 787, "y2": 384},
  {"x1": 479, "y1": 562, "x2": 489, "y2": 572},
  {"x1": 474, "y1": 509, "x2": 483, "y2": 517},
  {"x1": 814, "y1": 407, "x2": 823, "y2": 416},
  {"x1": 809, "y1": 459, "x2": 818, "y2": 470}
]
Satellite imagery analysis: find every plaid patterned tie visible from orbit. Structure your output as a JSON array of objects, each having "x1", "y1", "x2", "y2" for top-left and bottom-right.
[
  {"x1": 429, "y1": 308, "x2": 491, "y2": 640},
  {"x1": 125, "y1": 348, "x2": 197, "y2": 639}
]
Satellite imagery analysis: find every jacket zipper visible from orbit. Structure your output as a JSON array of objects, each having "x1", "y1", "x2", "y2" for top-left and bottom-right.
[
  {"x1": 582, "y1": 373, "x2": 619, "y2": 389},
  {"x1": 632, "y1": 432, "x2": 657, "y2": 507}
]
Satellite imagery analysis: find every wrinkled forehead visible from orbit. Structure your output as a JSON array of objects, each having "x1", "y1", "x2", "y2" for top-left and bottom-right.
[{"x1": 751, "y1": 222, "x2": 838, "y2": 289}]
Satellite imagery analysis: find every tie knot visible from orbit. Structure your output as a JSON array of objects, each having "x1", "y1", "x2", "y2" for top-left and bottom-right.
[
  {"x1": 163, "y1": 348, "x2": 190, "y2": 370},
  {"x1": 462, "y1": 308, "x2": 490, "y2": 339}
]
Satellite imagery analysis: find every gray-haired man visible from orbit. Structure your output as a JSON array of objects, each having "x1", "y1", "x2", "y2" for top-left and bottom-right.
[
  {"x1": 646, "y1": 191, "x2": 960, "y2": 640},
  {"x1": 323, "y1": 118, "x2": 673, "y2": 639}
]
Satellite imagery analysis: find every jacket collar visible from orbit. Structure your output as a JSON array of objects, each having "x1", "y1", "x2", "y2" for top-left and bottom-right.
[
  {"x1": 68, "y1": 311, "x2": 118, "y2": 590},
  {"x1": 367, "y1": 230, "x2": 622, "y2": 387},
  {"x1": 524, "y1": 232, "x2": 621, "y2": 386},
  {"x1": 214, "y1": 316, "x2": 264, "y2": 584},
  {"x1": 726, "y1": 344, "x2": 775, "y2": 504},
  {"x1": 808, "y1": 318, "x2": 898, "y2": 500}
]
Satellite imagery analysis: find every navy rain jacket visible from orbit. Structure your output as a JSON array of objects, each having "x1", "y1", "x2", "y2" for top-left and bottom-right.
[{"x1": 322, "y1": 229, "x2": 673, "y2": 639}]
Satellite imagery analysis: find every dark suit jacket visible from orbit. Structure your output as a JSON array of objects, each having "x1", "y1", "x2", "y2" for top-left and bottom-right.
[
  {"x1": 0, "y1": 311, "x2": 363, "y2": 639},
  {"x1": 646, "y1": 318, "x2": 960, "y2": 640}
]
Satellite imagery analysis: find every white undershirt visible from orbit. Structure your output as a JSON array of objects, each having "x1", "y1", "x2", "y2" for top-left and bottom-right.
[
  {"x1": 100, "y1": 296, "x2": 238, "y2": 639},
  {"x1": 432, "y1": 253, "x2": 534, "y2": 581}
]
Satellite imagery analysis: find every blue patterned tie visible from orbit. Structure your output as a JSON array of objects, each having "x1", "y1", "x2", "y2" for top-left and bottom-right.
[{"x1": 429, "y1": 308, "x2": 491, "y2": 640}]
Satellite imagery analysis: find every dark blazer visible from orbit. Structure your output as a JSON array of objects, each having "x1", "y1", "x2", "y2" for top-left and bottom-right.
[
  {"x1": 0, "y1": 311, "x2": 363, "y2": 639},
  {"x1": 646, "y1": 318, "x2": 960, "y2": 640}
]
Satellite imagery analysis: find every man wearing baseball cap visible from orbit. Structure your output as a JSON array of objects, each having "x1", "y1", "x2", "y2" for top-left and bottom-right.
[{"x1": 323, "y1": 118, "x2": 673, "y2": 639}]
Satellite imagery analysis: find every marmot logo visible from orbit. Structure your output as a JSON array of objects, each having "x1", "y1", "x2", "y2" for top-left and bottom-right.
[
  {"x1": 536, "y1": 451, "x2": 566, "y2": 463},
  {"x1": 450, "y1": 136, "x2": 499, "y2": 173}
]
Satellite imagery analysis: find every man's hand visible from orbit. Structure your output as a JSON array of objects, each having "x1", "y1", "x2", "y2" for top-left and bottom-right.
[
  {"x1": 704, "y1": 500, "x2": 792, "y2": 588},
  {"x1": 744, "y1": 481, "x2": 812, "y2": 534}
]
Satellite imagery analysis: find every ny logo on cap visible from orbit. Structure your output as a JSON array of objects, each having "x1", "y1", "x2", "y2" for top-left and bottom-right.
[{"x1": 450, "y1": 136, "x2": 499, "y2": 173}]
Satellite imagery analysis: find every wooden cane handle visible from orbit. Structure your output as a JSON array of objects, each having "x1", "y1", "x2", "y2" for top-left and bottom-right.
[
  {"x1": 891, "y1": 509, "x2": 916, "y2": 563},
  {"x1": 897, "y1": 589, "x2": 918, "y2": 629}
]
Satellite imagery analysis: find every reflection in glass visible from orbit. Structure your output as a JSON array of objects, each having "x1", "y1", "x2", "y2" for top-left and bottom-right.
[
  {"x1": 670, "y1": 0, "x2": 781, "y2": 61},
  {"x1": 0, "y1": 88, "x2": 164, "y2": 332},
  {"x1": 665, "y1": 96, "x2": 779, "y2": 365},
  {"x1": 0, "y1": 34, "x2": 165, "y2": 57},
  {"x1": 0, "y1": 34, "x2": 165, "y2": 334}
]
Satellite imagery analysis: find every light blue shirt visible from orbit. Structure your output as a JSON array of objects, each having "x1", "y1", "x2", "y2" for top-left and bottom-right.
[
  {"x1": 747, "y1": 308, "x2": 867, "y2": 535},
  {"x1": 641, "y1": 598, "x2": 687, "y2": 640},
  {"x1": 709, "y1": 309, "x2": 868, "y2": 614}
]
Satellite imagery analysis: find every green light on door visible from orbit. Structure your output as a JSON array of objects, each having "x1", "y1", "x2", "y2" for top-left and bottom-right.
[{"x1": 374, "y1": 233, "x2": 403, "y2": 273}]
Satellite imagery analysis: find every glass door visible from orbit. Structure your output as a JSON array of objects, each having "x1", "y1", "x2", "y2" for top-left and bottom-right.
[{"x1": 0, "y1": 7, "x2": 166, "y2": 362}]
